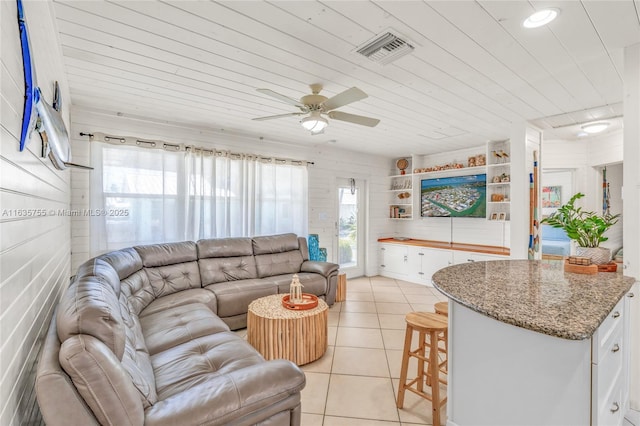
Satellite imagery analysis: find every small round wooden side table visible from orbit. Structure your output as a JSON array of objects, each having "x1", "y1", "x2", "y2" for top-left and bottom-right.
[{"x1": 247, "y1": 294, "x2": 328, "y2": 366}]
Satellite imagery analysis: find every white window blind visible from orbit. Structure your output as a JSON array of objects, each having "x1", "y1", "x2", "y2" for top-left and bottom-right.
[{"x1": 90, "y1": 143, "x2": 308, "y2": 255}]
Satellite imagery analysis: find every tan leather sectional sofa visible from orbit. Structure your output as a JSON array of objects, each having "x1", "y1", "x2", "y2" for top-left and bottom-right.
[{"x1": 36, "y1": 233, "x2": 339, "y2": 425}]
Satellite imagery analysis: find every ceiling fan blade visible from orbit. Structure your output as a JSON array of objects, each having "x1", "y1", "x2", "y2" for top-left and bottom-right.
[
  {"x1": 328, "y1": 111, "x2": 380, "y2": 127},
  {"x1": 252, "y1": 112, "x2": 305, "y2": 121},
  {"x1": 322, "y1": 87, "x2": 368, "y2": 111},
  {"x1": 256, "y1": 88, "x2": 305, "y2": 109}
]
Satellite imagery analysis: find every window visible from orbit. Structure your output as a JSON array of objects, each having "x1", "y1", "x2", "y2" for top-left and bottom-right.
[{"x1": 90, "y1": 144, "x2": 308, "y2": 255}]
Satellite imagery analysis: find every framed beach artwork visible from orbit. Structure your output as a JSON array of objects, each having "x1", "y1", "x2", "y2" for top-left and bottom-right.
[{"x1": 542, "y1": 186, "x2": 562, "y2": 208}]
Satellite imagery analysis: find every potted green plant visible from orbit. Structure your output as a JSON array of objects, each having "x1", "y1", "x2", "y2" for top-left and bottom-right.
[{"x1": 541, "y1": 192, "x2": 620, "y2": 264}]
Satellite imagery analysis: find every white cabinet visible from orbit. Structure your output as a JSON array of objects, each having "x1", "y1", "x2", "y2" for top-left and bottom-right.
[
  {"x1": 592, "y1": 288, "x2": 636, "y2": 426},
  {"x1": 449, "y1": 293, "x2": 632, "y2": 426},
  {"x1": 379, "y1": 243, "x2": 508, "y2": 285},
  {"x1": 378, "y1": 243, "x2": 409, "y2": 279},
  {"x1": 408, "y1": 246, "x2": 453, "y2": 285},
  {"x1": 452, "y1": 250, "x2": 508, "y2": 264}
]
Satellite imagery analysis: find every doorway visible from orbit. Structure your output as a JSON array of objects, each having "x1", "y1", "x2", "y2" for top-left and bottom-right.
[{"x1": 336, "y1": 178, "x2": 365, "y2": 277}]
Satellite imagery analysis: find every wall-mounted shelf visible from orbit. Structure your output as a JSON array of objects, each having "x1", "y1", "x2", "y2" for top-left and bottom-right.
[{"x1": 413, "y1": 165, "x2": 486, "y2": 178}]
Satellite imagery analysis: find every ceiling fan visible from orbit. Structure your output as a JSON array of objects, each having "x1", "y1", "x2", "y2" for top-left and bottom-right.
[{"x1": 253, "y1": 84, "x2": 380, "y2": 134}]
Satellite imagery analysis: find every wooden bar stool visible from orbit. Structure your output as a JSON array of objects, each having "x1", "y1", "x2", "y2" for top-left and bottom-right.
[
  {"x1": 433, "y1": 301, "x2": 449, "y2": 378},
  {"x1": 434, "y1": 301, "x2": 448, "y2": 316},
  {"x1": 397, "y1": 312, "x2": 448, "y2": 426}
]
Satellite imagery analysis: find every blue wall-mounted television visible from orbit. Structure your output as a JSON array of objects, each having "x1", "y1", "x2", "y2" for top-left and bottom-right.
[{"x1": 421, "y1": 174, "x2": 487, "y2": 218}]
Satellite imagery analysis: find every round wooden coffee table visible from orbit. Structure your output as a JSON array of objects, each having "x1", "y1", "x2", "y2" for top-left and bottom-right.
[{"x1": 247, "y1": 294, "x2": 328, "y2": 365}]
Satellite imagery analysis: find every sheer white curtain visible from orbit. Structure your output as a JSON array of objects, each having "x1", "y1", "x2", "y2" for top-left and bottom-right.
[{"x1": 90, "y1": 143, "x2": 308, "y2": 255}]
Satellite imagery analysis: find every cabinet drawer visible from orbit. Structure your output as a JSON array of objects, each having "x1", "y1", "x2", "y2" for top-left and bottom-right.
[
  {"x1": 593, "y1": 377, "x2": 624, "y2": 426},
  {"x1": 593, "y1": 325, "x2": 624, "y2": 408},
  {"x1": 592, "y1": 298, "x2": 624, "y2": 363}
]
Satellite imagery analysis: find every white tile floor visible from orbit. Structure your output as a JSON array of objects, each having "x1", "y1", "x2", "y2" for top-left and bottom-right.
[
  {"x1": 234, "y1": 275, "x2": 449, "y2": 425},
  {"x1": 301, "y1": 276, "x2": 449, "y2": 425}
]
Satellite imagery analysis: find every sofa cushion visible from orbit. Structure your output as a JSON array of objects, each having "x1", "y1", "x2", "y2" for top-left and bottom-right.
[
  {"x1": 118, "y1": 294, "x2": 158, "y2": 408},
  {"x1": 267, "y1": 273, "x2": 327, "y2": 296},
  {"x1": 255, "y1": 251, "x2": 304, "y2": 278},
  {"x1": 145, "y1": 261, "x2": 201, "y2": 298},
  {"x1": 119, "y1": 269, "x2": 155, "y2": 316},
  {"x1": 197, "y1": 237, "x2": 254, "y2": 258},
  {"x1": 199, "y1": 256, "x2": 258, "y2": 285},
  {"x1": 59, "y1": 334, "x2": 144, "y2": 425},
  {"x1": 141, "y1": 288, "x2": 218, "y2": 317},
  {"x1": 206, "y1": 279, "x2": 277, "y2": 318},
  {"x1": 151, "y1": 332, "x2": 263, "y2": 399},
  {"x1": 57, "y1": 258, "x2": 126, "y2": 359},
  {"x1": 97, "y1": 247, "x2": 143, "y2": 281},
  {"x1": 135, "y1": 241, "x2": 198, "y2": 267},
  {"x1": 252, "y1": 233, "x2": 299, "y2": 255},
  {"x1": 140, "y1": 303, "x2": 229, "y2": 355}
]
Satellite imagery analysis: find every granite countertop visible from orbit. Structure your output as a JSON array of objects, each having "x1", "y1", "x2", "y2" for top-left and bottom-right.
[{"x1": 432, "y1": 260, "x2": 635, "y2": 340}]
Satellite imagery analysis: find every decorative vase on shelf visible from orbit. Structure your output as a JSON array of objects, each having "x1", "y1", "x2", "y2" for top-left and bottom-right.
[
  {"x1": 575, "y1": 247, "x2": 612, "y2": 265},
  {"x1": 396, "y1": 158, "x2": 408, "y2": 175}
]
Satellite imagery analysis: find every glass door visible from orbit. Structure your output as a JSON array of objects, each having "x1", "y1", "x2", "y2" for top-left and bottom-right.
[{"x1": 337, "y1": 178, "x2": 365, "y2": 277}]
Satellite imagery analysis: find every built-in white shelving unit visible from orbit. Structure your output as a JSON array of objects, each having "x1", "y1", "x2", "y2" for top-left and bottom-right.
[
  {"x1": 486, "y1": 140, "x2": 511, "y2": 221},
  {"x1": 387, "y1": 174, "x2": 413, "y2": 219}
]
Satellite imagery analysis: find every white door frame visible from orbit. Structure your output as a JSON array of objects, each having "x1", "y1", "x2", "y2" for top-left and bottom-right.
[{"x1": 336, "y1": 177, "x2": 366, "y2": 278}]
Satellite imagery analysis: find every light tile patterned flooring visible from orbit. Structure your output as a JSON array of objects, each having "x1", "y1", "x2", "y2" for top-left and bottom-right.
[{"x1": 239, "y1": 275, "x2": 450, "y2": 426}]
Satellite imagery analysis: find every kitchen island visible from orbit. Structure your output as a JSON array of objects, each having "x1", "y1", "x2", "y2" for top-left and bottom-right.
[{"x1": 432, "y1": 260, "x2": 635, "y2": 426}]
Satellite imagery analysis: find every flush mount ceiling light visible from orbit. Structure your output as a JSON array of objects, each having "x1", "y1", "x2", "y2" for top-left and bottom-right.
[
  {"x1": 523, "y1": 9, "x2": 559, "y2": 28},
  {"x1": 301, "y1": 111, "x2": 328, "y2": 134},
  {"x1": 581, "y1": 121, "x2": 610, "y2": 134}
]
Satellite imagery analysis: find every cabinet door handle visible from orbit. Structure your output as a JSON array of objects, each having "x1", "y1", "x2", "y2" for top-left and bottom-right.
[
  {"x1": 612, "y1": 311, "x2": 620, "y2": 319},
  {"x1": 381, "y1": 264, "x2": 386, "y2": 268},
  {"x1": 628, "y1": 292, "x2": 635, "y2": 298},
  {"x1": 381, "y1": 247, "x2": 386, "y2": 251},
  {"x1": 612, "y1": 343, "x2": 620, "y2": 353},
  {"x1": 418, "y1": 252, "x2": 424, "y2": 256},
  {"x1": 404, "y1": 255, "x2": 408, "y2": 262},
  {"x1": 418, "y1": 272, "x2": 424, "y2": 275},
  {"x1": 610, "y1": 402, "x2": 620, "y2": 413},
  {"x1": 468, "y1": 259, "x2": 474, "y2": 262}
]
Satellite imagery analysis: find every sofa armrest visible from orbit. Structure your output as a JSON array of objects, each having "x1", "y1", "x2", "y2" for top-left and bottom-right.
[
  {"x1": 301, "y1": 261, "x2": 339, "y2": 305},
  {"x1": 144, "y1": 359, "x2": 305, "y2": 426},
  {"x1": 300, "y1": 261, "x2": 339, "y2": 277}
]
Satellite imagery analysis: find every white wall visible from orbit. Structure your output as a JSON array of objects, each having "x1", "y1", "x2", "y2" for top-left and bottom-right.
[
  {"x1": 0, "y1": 1, "x2": 71, "y2": 424},
  {"x1": 623, "y1": 43, "x2": 640, "y2": 419},
  {"x1": 69, "y1": 109, "x2": 392, "y2": 276}
]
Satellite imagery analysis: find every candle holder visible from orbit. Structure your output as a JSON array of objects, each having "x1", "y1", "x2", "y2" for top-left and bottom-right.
[{"x1": 289, "y1": 274, "x2": 303, "y2": 304}]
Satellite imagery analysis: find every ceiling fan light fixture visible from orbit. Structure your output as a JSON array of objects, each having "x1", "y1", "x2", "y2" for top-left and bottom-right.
[
  {"x1": 581, "y1": 121, "x2": 610, "y2": 134},
  {"x1": 523, "y1": 8, "x2": 559, "y2": 28},
  {"x1": 301, "y1": 113, "x2": 328, "y2": 133}
]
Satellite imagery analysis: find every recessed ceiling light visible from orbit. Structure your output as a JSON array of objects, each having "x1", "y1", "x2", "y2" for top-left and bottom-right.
[
  {"x1": 581, "y1": 122, "x2": 610, "y2": 134},
  {"x1": 576, "y1": 131, "x2": 588, "y2": 138},
  {"x1": 523, "y1": 9, "x2": 559, "y2": 28}
]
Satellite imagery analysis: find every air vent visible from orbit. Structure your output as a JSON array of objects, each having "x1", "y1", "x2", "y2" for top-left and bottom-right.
[{"x1": 355, "y1": 31, "x2": 415, "y2": 65}]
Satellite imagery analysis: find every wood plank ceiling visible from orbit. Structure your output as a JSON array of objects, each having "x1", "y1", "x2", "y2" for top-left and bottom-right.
[{"x1": 52, "y1": 1, "x2": 640, "y2": 157}]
